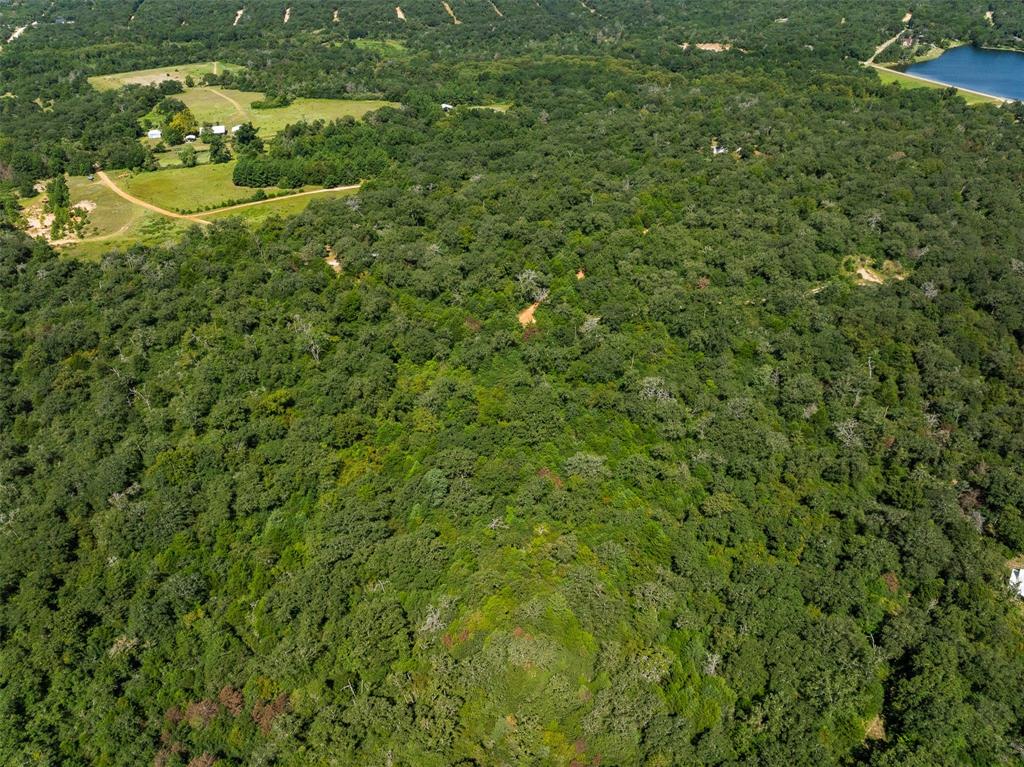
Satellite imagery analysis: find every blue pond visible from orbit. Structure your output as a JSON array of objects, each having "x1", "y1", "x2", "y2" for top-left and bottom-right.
[{"x1": 904, "y1": 45, "x2": 1024, "y2": 101}]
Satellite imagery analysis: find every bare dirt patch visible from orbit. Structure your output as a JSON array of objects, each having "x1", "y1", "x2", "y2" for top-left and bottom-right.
[
  {"x1": 576, "y1": 269, "x2": 585, "y2": 280},
  {"x1": 233, "y1": 9, "x2": 244, "y2": 26},
  {"x1": 324, "y1": 245, "x2": 341, "y2": 273},
  {"x1": 902, "y1": 11, "x2": 912, "y2": 23},
  {"x1": 489, "y1": 1, "x2": 503, "y2": 17},
  {"x1": 985, "y1": 10, "x2": 994, "y2": 25},
  {"x1": 695, "y1": 42, "x2": 732, "y2": 52},
  {"x1": 6, "y1": 25, "x2": 28, "y2": 44},
  {"x1": 395, "y1": 6, "x2": 407, "y2": 21},
  {"x1": 442, "y1": 1, "x2": 462, "y2": 24},
  {"x1": 857, "y1": 266, "x2": 884, "y2": 284},
  {"x1": 518, "y1": 301, "x2": 541, "y2": 326},
  {"x1": 333, "y1": 8, "x2": 339, "y2": 22},
  {"x1": 865, "y1": 715, "x2": 887, "y2": 741},
  {"x1": 283, "y1": 7, "x2": 291, "y2": 23}
]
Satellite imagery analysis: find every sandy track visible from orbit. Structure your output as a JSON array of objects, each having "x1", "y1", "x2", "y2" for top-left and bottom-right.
[
  {"x1": 442, "y1": 1, "x2": 461, "y2": 23},
  {"x1": 489, "y1": 1, "x2": 503, "y2": 17},
  {"x1": 6, "y1": 24, "x2": 28, "y2": 43},
  {"x1": 866, "y1": 31, "x2": 902, "y2": 65},
  {"x1": 96, "y1": 171, "x2": 211, "y2": 225}
]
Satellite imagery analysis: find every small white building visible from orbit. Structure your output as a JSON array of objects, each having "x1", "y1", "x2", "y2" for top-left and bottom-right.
[
  {"x1": 441, "y1": 103, "x2": 455, "y2": 112},
  {"x1": 1011, "y1": 568, "x2": 1024, "y2": 598},
  {"x1": 146, "y1": 128, "x2": 162, "y2": 140},
  {"x1": 184, "y1": 134, "x2": 197, "y2": 142},
  {"x1": 231, "y1": 124, "x2": 243, "y2": 133},
  {"x1": 712, "y1": 144, "x2": 728, "y2": 155},
  {"x1": 211, "y1": 124, "x2": 227, "y2": 135}
]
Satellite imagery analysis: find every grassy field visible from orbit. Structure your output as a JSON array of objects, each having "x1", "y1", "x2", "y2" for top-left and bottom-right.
[
  {"x1": 55, "y1": 175, "x2": 189, "y2": 260},
  {"x1": 204, "y1": 187, "x2": 359, "y2": 225},
  {"x1": 121, "y1": 162, "x2": 310, "y2": 212},
  {"x1": 88, "y1": 61, "x2": 243, "y2": 91},
  {"x1": 872, "y1": 66, "x2": 1002, "y2": 105},
  {"x1": 142, "y1": 87, "x2": 397, "y2": 136},
  {"x1": 51, "y1": 173, "x2": 357, "y2": 258},
  {"x1": 351, "y1": 38, "x2": 408, "y2": 56}
]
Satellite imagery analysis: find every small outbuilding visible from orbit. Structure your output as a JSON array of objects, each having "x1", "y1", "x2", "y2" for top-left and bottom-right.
[
  {"x1": 184, "y1": 134, "x2": 197, "y2": 142},
  {"x1": 231, "y1": 124, "x2": 243, "y2": 133},
  {"x1": 441, "y1": 103, "x2": 455, "y2": 112},
  {"x1": 146, "y1": 128, "x2": 162, "y2": 140},
  {"x1": 1011, "y1": 568, "x2": 1024, "y2": 598},
  {"x1": 211, "y1": 124, "x2": 227, "y2": 135}
]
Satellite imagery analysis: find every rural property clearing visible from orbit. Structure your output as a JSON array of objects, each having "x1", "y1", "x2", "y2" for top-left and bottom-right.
[
  {"x1": 140, "y1": 86, "x2": 396, "y2": 137},
  {"x1": 88, "y1": 61, "x2": 243, "y2": 91}
]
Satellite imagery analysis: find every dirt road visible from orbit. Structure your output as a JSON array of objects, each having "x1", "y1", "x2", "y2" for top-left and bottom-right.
[{"x1": 96, "y1": 171, "x2": 211, "y2": 225}]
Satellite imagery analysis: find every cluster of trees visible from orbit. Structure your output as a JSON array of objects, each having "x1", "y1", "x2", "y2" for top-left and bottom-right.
[
  {"x1": 3, "y1": 2, "x2": 1024, "y2": 766},
  {"x1": 232, "y1": 118, "x2": 392, "y2": 188}
]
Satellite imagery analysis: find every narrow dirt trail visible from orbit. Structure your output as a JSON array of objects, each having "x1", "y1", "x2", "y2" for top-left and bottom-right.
[
  {"x1": 205, "y1": 184, "x2": 361, "y2": 215},
  {"x1": 233, "y1": 9, "x2": 244, "y2": 26},
  {"x1": 489, "y1": 1, "x2": 503, "y2": 17},
  {"x1": 396, "y1": 6, "x2": 406, "y2": 20},
  {"x1": 442, "y1": 1, "x2": 461, "y2": 24},
  {"x1": 205, "y1": 87, "x2": 245, "y2": 118},
  {"x1": 865, "y1": 31, "x2": 903, "y2": 64},
  {"x1": 94, "y1": 172, "x2": 362, "y2": 231},
  {"x1": 283, "y1": 7, "x2": 291, "y2": 23},
  {"x1": 96, "y1": 171, "x2": 211, "y2": 225}
]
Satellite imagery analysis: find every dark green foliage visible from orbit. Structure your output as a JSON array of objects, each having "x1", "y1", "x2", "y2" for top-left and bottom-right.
[{"x1": 2, "y1": 2, "x2": 1024, "y2": 766}]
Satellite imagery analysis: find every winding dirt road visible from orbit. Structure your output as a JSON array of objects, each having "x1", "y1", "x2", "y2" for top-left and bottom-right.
[
  {"x1": 93, "y1": 171, "x2": 361, "y2": 232},
  {"x1": 96, "y1": 171, "x2": 211, "y2": 225}
]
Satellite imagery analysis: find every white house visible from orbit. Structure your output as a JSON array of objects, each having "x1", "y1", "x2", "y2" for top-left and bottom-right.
[
  {"x1": 184, "y1": 134, "x2": 197, "y2": 142},
  {"x1": 441, "y1": 103, "x2": 455, "y2": 112},
  {"x1": 1011, "y1": 568, "x2": 1024, "y2": 598},
  {"x1": 211, "y1": 125, "x2": 227, "y2": 135},
  {"x1": 146, "y1": 128, "x2": 162, "y2": 140}
]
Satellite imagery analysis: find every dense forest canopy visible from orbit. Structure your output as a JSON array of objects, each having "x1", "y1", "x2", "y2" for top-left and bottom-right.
[{"x1": 2, "y1": 2, "x2": 1024, "y2": 766}]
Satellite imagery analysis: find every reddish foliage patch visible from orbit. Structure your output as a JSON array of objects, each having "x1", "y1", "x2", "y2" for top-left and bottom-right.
[
  {"x1": 464, "y1": 316, "x2": 482, "y2": 332},
  {"x1": 251, "y1": 693, "x2": 289, "y2": 735},
  {"x1": 882, "y1": 572, "x2": 899, "y2": 593},
  {"x1": 187, "y1": 754, "x2": 215, "y2": 767},
  {"x1": 574, "y1": 739, "x2": 587, "y2": 753},
  {"x1": 882, "y1": 435, "x2": 896, "y2": 449},
  {"x1": 442, "y1": 633, "x2": 455, "y2": 648},
  {"x1": 591, "y1": 755, "x2": 602, "y2": 766},
  {"x1": 538, "y1": 467, "x2": 564, "y2": 489},
  {"x1": 523, "y1": 325, "x2": 541, "y2": 341},
  {"x1": 185, "y1": 699, "x2": 219, "y2": 728},
  {"x1": 512, "y1": 625, "x2": 534, "y2": 641},
  {"x1": 696, "y1": 276, "x2": 711, "y2": 290},
  {"x1": 218, "y1": 685, "x2": 244, "y2": 716}
]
